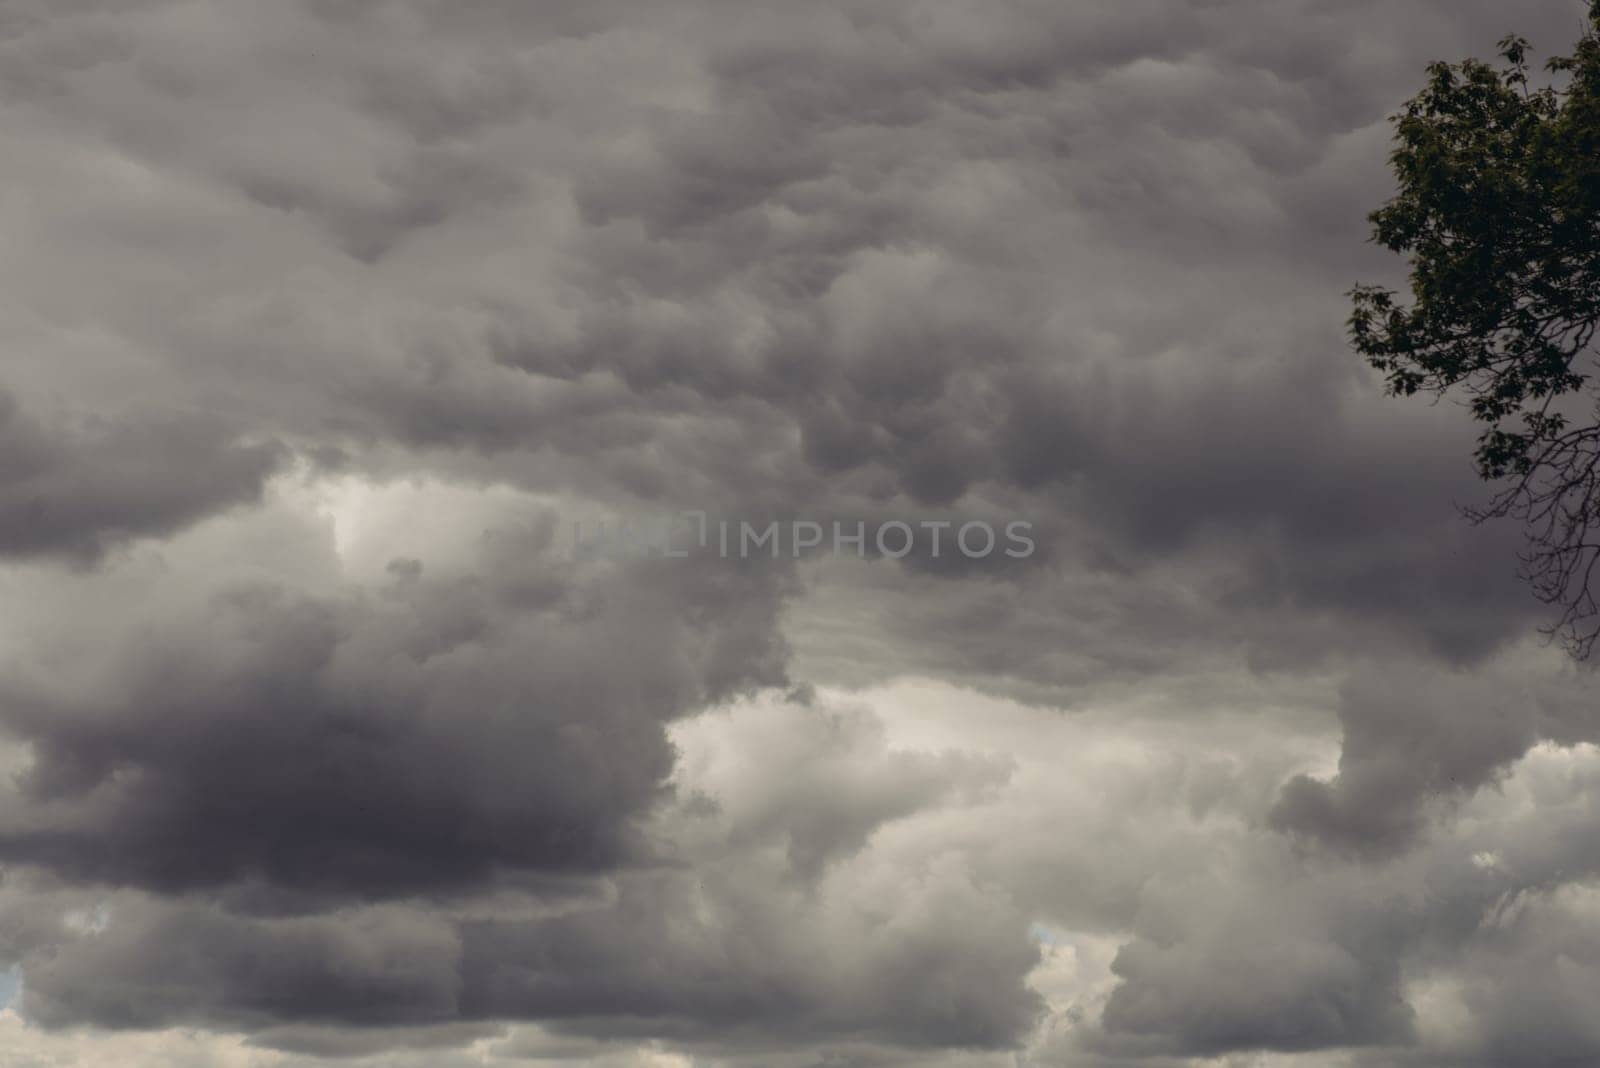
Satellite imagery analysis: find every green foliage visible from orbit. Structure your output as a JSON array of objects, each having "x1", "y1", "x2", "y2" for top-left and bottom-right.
[{"x1": 1352, "y1": 4, "x2": 1600, "y2": 655}]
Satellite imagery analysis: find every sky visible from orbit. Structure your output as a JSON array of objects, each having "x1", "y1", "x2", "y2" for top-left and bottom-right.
[{"x1": 1, "y1": 1, "x2": 1599, "y2": 1066}]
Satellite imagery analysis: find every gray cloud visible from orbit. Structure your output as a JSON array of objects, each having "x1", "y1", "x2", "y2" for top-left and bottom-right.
[
  {"x1": 0, "y1": 390, "x2": 283, "y2": 561},
  {"x1": 1271, "y1": 661, "x2": 1600, "y2": 857},
  {"x1": 3, "y1": 0, "x2": 1600, "y2": 1065},
  {"x1": 0, "y1": 522, "x2": 790, "y2": 896},
  {"x1": 3, "y1": 695, "x2": 1043, "y2": 1053}
]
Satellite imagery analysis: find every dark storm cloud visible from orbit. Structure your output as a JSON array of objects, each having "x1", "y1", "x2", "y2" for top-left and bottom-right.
[
  {"x1": 0, "y1": 390, "x2": 283, "y2": 561},
  {"x1": 0, "y1": 524, "x2": 790, "y2": 896},
  {"x1": 1272, "y1": 660, "x2": 1600, "y2": 858},
  {"x1": 0, "y1": 0, "x2": 1564, "y2": 677},
  {"x1": 5, "y1": 696, "x2": 1043, "y2": 1053},
  {"x1": 11, "y1": 880, "x2": 1040, "y2": 1049},
  {"x1": 18, "y1": 898, "x2": 464, "y2": 1030},
  {"x1": 3, "y1": 0, "x2": 1600, "y2": 1065},
  {"x1": 411, "y1": 0, "x2": 1573, "y2": 663}
]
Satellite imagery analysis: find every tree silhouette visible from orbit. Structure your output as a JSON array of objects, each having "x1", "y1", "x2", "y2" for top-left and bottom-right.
[{"x1": 1352, "y1": 3, "x2": 1600, "y2": 656}]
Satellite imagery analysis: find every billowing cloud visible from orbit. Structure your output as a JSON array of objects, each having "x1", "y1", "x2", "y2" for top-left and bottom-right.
[
  {"x1": 0, "y1": 390, "x2": 283, "y2": 561},
  {"x1": 0, "y1": 510, "x2": 790, "y2": 896},
  {"x1": 3, "y1": 0, "x2": 1600, "y2": 1065}
]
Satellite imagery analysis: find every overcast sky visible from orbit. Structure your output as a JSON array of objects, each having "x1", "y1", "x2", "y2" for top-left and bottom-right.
[{"x1": 2, "y1": 2, "x2": 1600, "y2": 1066}]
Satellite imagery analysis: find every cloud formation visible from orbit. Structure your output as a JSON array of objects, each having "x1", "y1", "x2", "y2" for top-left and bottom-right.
[{"x1": 2, "y1": 1, "x2": 1600, "y2": 1065}]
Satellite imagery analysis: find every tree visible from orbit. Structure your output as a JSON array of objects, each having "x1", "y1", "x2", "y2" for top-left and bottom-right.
[{"x1": 1351, "y1": 3, "x2": 1600, "y2": 656}]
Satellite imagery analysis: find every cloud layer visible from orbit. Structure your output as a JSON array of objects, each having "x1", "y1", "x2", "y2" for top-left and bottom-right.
[{"x1": 2, "y1": 1, "x2": 1600, "y2": 1065}]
